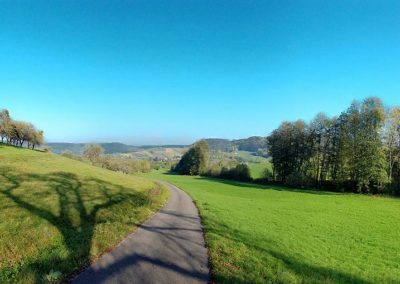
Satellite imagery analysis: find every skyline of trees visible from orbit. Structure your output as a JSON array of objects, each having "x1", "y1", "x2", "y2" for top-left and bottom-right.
[
  {"x1": 268, "y1": 97, "x2": 400, "y2": 194},
  {"x1": 0, "y1": 109, "x2": 44, "y2": 149}
]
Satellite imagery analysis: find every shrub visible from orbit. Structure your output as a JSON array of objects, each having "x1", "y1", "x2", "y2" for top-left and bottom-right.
[
  {"x1": 219, "y1": 164, "x2": 251, "y2": 182},
  {"x1": 285, "y1": 172, "x2": 313, "y2": 188}
]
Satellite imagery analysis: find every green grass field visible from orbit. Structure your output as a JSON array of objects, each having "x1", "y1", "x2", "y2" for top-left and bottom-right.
[
  {"x1": 145, "y1": 170, "x2": 400, "y2": 284},
  {"x1": 0, "y1": 145, "x2": 168, "y2": 283},
  {"x1": 248, "y1": 161, "x2": 272, "y2": 179}
]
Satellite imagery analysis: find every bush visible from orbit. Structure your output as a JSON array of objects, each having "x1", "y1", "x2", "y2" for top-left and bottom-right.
[
  {"x1": 219, "y1": 164, "x2": 251, "y2": 182},
  {"x1": 285, "y1": 172, "x2": 313, "y2": 188}
]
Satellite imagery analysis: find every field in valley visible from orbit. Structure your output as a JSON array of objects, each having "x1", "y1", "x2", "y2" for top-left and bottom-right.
[
  {"x1": 0, "y1": 145, "x2": 168, "y2": 283},
  {"x1": 145, "y1": 170, "x2": 400, "y2": 284}
]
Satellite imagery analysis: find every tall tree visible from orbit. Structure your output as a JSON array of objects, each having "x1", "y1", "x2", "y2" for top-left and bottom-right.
[
  {"x1": 0, "y1": 109, "x2": 11, "y2": 143},
  {"x1": 174, "y1": 140, "x2": 209, "y2": 175},
  {"x1": 383, "y1": 107, "x2": 400, "y2": 192}
]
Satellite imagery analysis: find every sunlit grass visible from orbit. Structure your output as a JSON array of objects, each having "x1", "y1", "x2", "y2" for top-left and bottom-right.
[
  {"x1": 146, "y1": 170, "x2": 400, "y2": 283},
  {"x1": 248, "y1": 161, "x2": 272, "y2": 179},
  {"x1": 0, "y1": 145, "x2": 168, "y2": 283}
]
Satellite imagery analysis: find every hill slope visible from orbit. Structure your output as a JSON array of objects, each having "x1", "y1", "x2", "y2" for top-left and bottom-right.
[{"x1": 0, "y1": 145, "x2": 168, "y2": 283}]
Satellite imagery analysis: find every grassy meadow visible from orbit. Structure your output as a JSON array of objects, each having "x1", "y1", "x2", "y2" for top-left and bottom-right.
[
  {"x1": 0, "y1": 145, "x2": 168, "y2": 283},
  {"x1": 145, "y1": 170, "x2": 400, "y2": 284},
  {"x1": 248, "y1": 161, "x2": 272, "y2": 179}
]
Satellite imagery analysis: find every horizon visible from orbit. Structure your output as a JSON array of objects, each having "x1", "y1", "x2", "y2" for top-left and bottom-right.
[{"x1": 2, "y1": 0, "x2": 400, "y2": 144}]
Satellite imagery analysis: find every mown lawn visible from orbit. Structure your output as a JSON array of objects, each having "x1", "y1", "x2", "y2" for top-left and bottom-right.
[
  {"x1": 0, "y1": 145, "x2": 168, "y2": 283},
  {"x1": 146, "y1": 170, "x2": 400, "y2": 284}
]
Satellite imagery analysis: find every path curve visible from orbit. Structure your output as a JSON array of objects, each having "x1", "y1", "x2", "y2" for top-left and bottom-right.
[{"x1": 73, "y1": 182, "x2": 210, "y2": 284}]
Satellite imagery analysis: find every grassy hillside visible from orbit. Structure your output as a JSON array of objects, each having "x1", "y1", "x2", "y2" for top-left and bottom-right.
[
  {"x1": 0, "y1": 145, "x2": 168, "y2": 283},
  {"x1": 145, "y1": 170, "x2": 400, "y2": 284}
]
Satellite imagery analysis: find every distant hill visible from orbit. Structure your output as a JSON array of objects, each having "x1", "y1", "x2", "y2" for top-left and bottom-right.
[
  {"x1": 233, "y1": 136, "x2": 267, "y2": 152},
  {"x1": 204, "y1": 139, "x2": 234, "y2": 152},
  {"x1": 46, "y1": 142, "x2": 187, "y2": 155},
  {"x1": 46, "y1": 142, "x2": 137, "y2": 154},
  {"x1": 46, "y1": 136, "x2": 267, "y2": 156},
  {"x1": 205, "y1": 136, "x2": 267, "y2": 154}
]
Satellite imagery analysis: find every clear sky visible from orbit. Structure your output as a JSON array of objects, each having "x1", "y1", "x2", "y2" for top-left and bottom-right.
[{"x1": 1, "y1": 0, "x2": 399, "y2": 145}]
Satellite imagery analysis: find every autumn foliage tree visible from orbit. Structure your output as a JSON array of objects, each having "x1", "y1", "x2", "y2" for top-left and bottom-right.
[{"x1": 0, "y1": 108, "x2": 44, "y2": 149}]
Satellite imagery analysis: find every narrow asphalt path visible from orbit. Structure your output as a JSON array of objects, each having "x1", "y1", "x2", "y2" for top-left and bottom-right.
[{"x1": 73, "y1": 182, "x2": 210, "y2": 284}]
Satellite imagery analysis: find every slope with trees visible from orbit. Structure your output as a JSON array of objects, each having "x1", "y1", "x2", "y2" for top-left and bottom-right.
[{"x1": 0, "y1": 109, "x2": 44, "y2": 149}]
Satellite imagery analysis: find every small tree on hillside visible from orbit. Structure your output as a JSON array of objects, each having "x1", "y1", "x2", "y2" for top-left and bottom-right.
[{"x1": 83, "y1": 143, "x2": 104, "y2": 165}]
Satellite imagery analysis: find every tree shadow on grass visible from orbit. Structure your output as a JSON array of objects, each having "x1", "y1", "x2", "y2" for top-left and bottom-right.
[{"x1": 0, "y1": 167, "x2": 151, "y2": 283}]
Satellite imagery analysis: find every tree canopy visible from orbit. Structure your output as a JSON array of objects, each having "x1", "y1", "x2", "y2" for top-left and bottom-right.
[
  {"x1": 173, "y1": 140, "x2": 209, "y2": 175},
  {"x1": 0, "y1": 109, "x2": 44, "y2": 149},
  {"x1": 267, "y1": 97, "x2": 399, "y2": 194}
]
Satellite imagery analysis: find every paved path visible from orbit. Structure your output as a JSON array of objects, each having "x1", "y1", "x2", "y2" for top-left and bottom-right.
[{"x1": 73, "y1": 182, "x2": 210, "y2": 284}]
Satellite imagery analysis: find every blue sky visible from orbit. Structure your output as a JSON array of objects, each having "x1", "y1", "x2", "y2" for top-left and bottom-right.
[{"x1": 1, "y1": 0, "x2": 399, "y2": 144}]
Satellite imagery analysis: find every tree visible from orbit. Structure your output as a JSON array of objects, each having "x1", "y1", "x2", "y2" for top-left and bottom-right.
[
  {"x1": 267, "y1": 120, "x2": 312, "y2": 185},
  {"x1": 83, "y1": 143, "x2": 104, "y2": 165},
  {"x1": 0, "y1": 109, "x2": 11, "y2": 143},
  {"x1": 342, "y1": 98, "x2": 387, "y2": 192},
  {"x1": 383, "y1": 107, "x2": 400, "y2": 193},
  {"x1": 31, "y1": 130, "x2": 44, "y2": 149},
  {"x1": 174, "y1": 140, "x2": 209, "y2": 175},
  {"x1": 267, "y1": 97, "x2": 389, "y2": 193}
]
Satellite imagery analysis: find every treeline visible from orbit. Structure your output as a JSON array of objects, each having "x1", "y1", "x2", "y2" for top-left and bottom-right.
[
  {"x1": 173, "y1": 140, "x2": 252, "y2": 182},
  {"x1": 62, "y1": 143, "x2": 151, "y2": 174},
  {"x1": 268, "y1": 97, "x2": 400, "y2": 195},
  {"x1": 0, "y1": 109, "x2": 44, "y2": 149}
]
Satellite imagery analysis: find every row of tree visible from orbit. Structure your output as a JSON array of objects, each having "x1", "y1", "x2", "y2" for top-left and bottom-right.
[
  {"x1": 268, "y1": 97, "x2": 400, "y2": 194},
  {"x1": 0, "y1": 109, "x2": 44, "y2": 149}
]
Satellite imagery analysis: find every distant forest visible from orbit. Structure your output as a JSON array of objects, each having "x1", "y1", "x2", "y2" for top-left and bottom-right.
[{"x1": 268, "y1": 97, "x2": 400, "y2": 195}]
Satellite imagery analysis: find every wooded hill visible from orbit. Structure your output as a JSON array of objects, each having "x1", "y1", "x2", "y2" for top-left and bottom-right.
[{"x1": 205, "y1": 136, "x2": 267, "y2": 154}]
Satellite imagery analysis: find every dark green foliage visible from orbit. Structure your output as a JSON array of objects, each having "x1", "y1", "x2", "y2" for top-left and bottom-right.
[
  {"x1": 173, "y1": 140, "x2": 209, "y2": 175},
  {"x1": 219, "y1": 164, "x2": 252, "y2": 182},
  {"x1": 268, "y1": 97, "x2": 395, "y2": 194}
]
